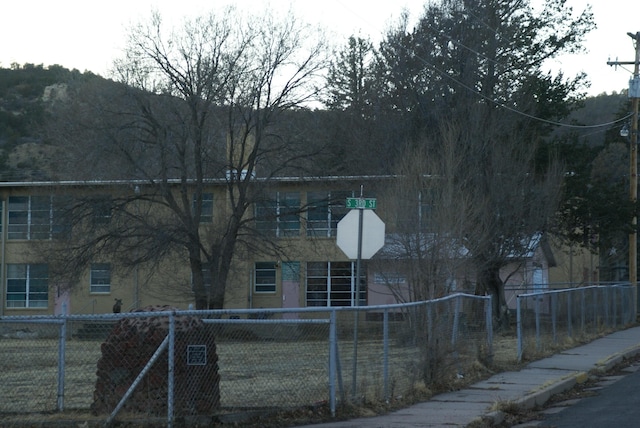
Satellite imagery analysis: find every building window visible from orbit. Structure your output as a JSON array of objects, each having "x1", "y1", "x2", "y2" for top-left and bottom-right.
[
  {"x1": 6, "y1": 264, "x2": 49, "y2": 308},
  {"x1": 373, "y1": 272, "x2": 406, "y2": 285},
  {"x1": 91, "y1": 195, "x2": 112, "y2": 225},
  {"x1": 90, "y1": 263, "x2": 111, "y2": 294},
  {"x1": 255, "y1": 192, "x2": 300, "y2": 237},
  {"x1": 191, "y1": 267, "x2": 212, "y2": 291},
  {"x1": 193, "y1": 192, "x2": 213, "y2": 223},
  {"x1": 306, "y1": 261, "x2": 366, "y2": 307},
  {"x1": 255, "y1": 262, "x2": 277, "y2": 293},
  {"x1": 255, "y1": 196, "x2": 277, "y2": 234},
  {"x1": 279, "y1": 192, "x2": 300, "y2": 236},
  {"x1": 419, "y1": 189, "x2": 436, "y2": 232},
  {"x1": 8, "y1": 196, "x2": 69, "y2": 240},
  {"x1": 306, "y1": 191, "x2": 350, "y2": 237}
]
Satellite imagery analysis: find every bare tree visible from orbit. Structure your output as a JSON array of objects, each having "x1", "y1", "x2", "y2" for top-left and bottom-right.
[
  {"x1": 380, "y1": 112, "x2": 563, "y2": 329},
  {"x1": 327, "y1": 0, "x2": 591, "y2": 327},
  {"x1": 378, "y1": 129, "x2": 474, "y2": 303},
  {"x1": 43, "y1": 7, "x2": 329, "y2": 309},
  {"x1": 455, "y1": 114, "x2": 564, "y2": 328}
]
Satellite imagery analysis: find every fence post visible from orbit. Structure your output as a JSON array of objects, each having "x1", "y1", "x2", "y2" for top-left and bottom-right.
[
  {"x1": 351, "y1": 308, "x2": 359, "y2": 401},
  {"x1": 167, "y1": 312, "x2": 175, "y2": 428},
  {"x1": 624, "y1": 286, "x2": 633, "y2": 324},
  {"x1": 604, "y1": 287, "x2": 610, "y2": 328},
  {"x1": 611, "y1": 286, "x2": 618, "y2": 328},
  {"x1": 623, "y1": 286, "x2": 628, "y2": 324},
  {"x1": 329, "y1": 310, "x2": 337, "y2": 416},
  {"x1": 551, "y1": 292, "x2": 557, "y2": 344},
  {"x1": 567, "y1": 292, "x2": 572, "y2": 339},
  {"x1": 630, "y1": 285, "x2": 635, "y2": 323},
  {"x1": 516, "y1": 296, "x2": 523, "y2": 362},
  {"x1": 427, "y1": 301, "x2": 433, "y2": 346},
  {"x1": 383, "y1": 308, "x2": 389, "y2": 402},
  {"x1": 535, "y1": 295, "x2": 541, "y2": 352},
  {"x1": 451, "y1": 295, "x2": 461, "y2": 346},
  {"x1": 485, "y1": 296, "x2": 493, "y2": 358},
  {"x1": 593, "y1": 287, "x2": 598, "y2": 333},
  {"x1": 57, "y1": 317, "x2": 67, "y2": 411},
  {"x1": 581, "y1": 288, "x2": 586, "y2": 332}
]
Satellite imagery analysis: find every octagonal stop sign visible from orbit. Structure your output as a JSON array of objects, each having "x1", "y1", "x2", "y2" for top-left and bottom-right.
[{"x1": 336, "y1": 209, "x2": 386, "y2": 259}]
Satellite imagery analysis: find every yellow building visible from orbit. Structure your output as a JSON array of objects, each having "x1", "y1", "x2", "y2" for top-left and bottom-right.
[
  {"x1": 0, "y1": 177, "x2": 385, "y2": 316},
  {"x1": 0, "y1": 176, "x2": 580, "y2": 317}
]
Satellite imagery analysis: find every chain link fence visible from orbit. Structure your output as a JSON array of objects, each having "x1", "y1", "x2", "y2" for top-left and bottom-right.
[
  {"x1": 516, "y1": 284, "x2": 635, "y2": 361},
  {"x1": 0, "y1": 293, "x2": 492, "y2": 426}
]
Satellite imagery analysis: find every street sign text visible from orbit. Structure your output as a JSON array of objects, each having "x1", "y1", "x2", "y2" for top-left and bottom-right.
[{"x1": 346, "y1": 197, "x2": 377, "y2": 209}]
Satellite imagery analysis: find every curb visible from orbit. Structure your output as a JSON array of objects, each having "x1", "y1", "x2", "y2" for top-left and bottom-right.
[
  {"x1": 479, "y1": 372, "x2": 584, "y2": 426},
  {"x1": 516, "y1": 371, "x2": 584, "y2": 409},
  {"x1": 593, "y1": 346, "x2": 640, "y2": 373},
  {"x1": 481, "y1": 346, "x2": 640, "y2": 426}
]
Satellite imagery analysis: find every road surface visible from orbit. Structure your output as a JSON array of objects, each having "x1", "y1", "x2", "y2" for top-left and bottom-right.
[{"x1": 538, "y1": 362, "x2": 640, "y2": 427}]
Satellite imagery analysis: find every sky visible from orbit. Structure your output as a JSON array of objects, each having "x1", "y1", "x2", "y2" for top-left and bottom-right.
[{"x1": 1, "y1": 0, "x2": 638, "y2": 97}]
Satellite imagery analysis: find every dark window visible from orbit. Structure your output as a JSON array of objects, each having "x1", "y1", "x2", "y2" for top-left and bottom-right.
[
  {"x1": 90, "y1": 263, "x2": 111, "y2": 294},
  {"x1": 305, "y1": 261, "x2": 365, "y2": 307},
  {"x1": 193, "y1": 193, "x2": 213, "y2": 223},
  {"x1": 255, "y1": 262, "x2": 277, "y2": 293},
  {"x1": 255, "y1": 192, "x2": 300, "y2": 237},
  {"x1": 6, "y1": 264, "x2": 48, "y2": 308},
  {"x1": 306, "y1": 191, "x2": 350, "y2": 237},
  {"x1": 8, "y1": 196, "x2": 70, "y2": 240}
]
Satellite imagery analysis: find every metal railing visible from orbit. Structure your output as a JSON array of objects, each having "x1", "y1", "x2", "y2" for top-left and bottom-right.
[
  {"x1": 516, "y1": 284, "x2": 635, "y2": 361},
  {"x1": 0, "y1": 293, "x2": 492, "y2": 427}
]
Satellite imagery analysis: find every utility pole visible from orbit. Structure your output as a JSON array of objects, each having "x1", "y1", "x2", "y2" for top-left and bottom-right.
[{"x1": 608, "y1": 31, "x2": 640, "y2": 315}]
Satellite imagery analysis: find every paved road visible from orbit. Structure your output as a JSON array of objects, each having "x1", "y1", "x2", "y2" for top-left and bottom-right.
[{"x1": 538, "y1": 363, "x2": 640, "y2": 427}]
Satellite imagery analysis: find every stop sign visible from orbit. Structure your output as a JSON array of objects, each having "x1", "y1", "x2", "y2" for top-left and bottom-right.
[{"x1": 336, "y1": 209, "x2": 386, "y2": 259}]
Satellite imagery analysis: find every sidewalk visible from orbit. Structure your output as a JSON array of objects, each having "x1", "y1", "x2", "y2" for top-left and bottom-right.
[{"x1": 296, "y1": 326, "x2": 640, "y2": 428}]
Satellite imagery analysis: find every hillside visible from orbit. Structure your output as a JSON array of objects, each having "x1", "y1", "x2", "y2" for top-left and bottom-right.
[
  {"x1": 0, "y1": 64, "x2": 630, "y2": 182},
  {"x1": 0, "y1": 64, "x2": 101, "y2": 181},
  {"x1": 566, "y1": 92, "x2": 629, "y2": 147}
]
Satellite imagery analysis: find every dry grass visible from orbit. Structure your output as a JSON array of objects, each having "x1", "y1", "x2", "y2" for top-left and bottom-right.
[
  {"x1": 0, "y1": 333, "x2": 500, "y2": 418},
  {"x1": 0, "y1": 320, "x2": 621, "y2": 427}
]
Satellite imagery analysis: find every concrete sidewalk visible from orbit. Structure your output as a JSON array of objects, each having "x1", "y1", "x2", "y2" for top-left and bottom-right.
[{"x1": 296, "y1": 326, "x2": 640, "y2": 428}]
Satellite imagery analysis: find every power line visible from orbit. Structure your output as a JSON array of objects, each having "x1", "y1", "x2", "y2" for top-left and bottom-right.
[
  {"x1": 333, "y1": 1, "x2": 625, "y2": 130},
  {"x1": 406, "y1": 46, "x2": 630, "y2": 129},
  {"x1": 404, "y1": 11, "x2": 622, "y2": 129}
]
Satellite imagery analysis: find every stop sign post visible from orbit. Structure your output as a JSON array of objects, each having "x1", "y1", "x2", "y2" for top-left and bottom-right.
[{"x1": 337, "y1": 196, "x2": 385, "y2": 401}]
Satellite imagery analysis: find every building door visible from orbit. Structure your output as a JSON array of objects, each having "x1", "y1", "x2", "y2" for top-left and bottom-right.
[
  {"x1": 281, "y1": 262, "x2": 300, "y2": 319},
  {"x1": 54, "y1": 285, "x2": 70, "y2": 315},
  {"x1": 533, "y1": 267, "x2": 544, "y2": 292}
]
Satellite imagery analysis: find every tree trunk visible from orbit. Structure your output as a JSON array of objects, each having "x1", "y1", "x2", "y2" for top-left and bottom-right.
[
  {"x1": 190, "y1": 256, "x2": 209, "y2": 310},
  {"x1": 476, "y1": 263, "x2": 509, "y2": 330},
  {"x1": 207, "y1": 257, "x2": 228, "y2": 310}
]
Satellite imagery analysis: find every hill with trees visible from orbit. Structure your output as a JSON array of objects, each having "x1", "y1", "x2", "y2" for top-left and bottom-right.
[
  {"x1": 0, "y1": 63, "x2": 102, "y2": 181},
  {"x1": 0, "y1": 68, "x2": 629, "y2": 182}
]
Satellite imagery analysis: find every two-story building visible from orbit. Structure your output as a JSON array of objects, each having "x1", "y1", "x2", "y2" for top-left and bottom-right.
[{"x1": 0, "y1": 175, "x2": 568, "y2": 316}]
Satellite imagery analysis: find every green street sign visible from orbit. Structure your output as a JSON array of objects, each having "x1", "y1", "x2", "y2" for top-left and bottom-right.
[{"x1": 346, "y1": 197, "x2": 377, "y2": 209}]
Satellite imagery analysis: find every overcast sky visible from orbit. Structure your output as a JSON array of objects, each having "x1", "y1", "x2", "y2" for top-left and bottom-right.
[{"x1": 1, "y1": 0, "x2": 638, "y2": 97}]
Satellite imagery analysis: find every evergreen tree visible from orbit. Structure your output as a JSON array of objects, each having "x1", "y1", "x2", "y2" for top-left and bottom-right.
[{"x1": 326, "y1": 0, "x2": 595, "y2": 326}]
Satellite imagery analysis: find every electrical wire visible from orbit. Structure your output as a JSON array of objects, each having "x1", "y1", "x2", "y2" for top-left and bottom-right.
[{"x1": 331, "y1": 0, "x2": 630, "y2": 131}]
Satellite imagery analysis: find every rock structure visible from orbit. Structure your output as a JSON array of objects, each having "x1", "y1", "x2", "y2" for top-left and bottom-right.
[{"x1": 91, "y1": 305, "x2": 220, "y2": 416}]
